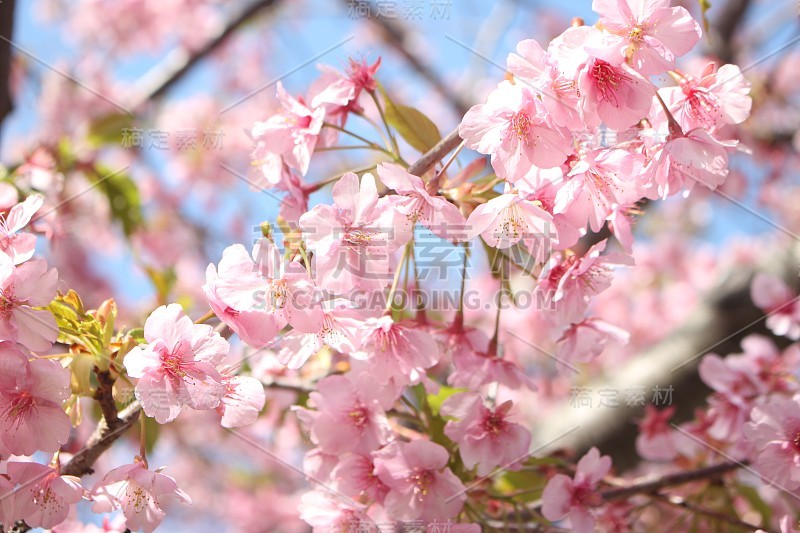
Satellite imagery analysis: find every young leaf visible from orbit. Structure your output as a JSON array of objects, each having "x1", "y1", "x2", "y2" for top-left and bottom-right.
[{"x1": 383, "y1": 99, "x2": 442, "y2": 153}]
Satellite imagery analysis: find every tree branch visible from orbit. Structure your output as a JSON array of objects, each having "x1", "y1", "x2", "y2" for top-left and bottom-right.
[
  {"x1": 600, "y1": 460, "x2": 745, "y2": 501},
  {"x1": 128, "y1": 0, "x2": 284, "y2": 109},
  {"x1": 352, "y1": 0, "x2": 471, "y2": 116},
  {"x1": 61, "y1": 401, "x2": 141, "y2": 477},
  {"x1": 0, "y1": 0, "x2": 17, "y2": 145}
]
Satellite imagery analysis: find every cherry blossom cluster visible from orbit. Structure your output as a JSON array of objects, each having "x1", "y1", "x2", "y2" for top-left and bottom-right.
[{"x1": 5, "y1": 0, "x2": 793, "y2": 531}]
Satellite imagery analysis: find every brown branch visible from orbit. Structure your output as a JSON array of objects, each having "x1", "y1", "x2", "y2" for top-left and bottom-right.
[
  {"x1": 129, "y1": 0, "x2": 283, "y2": 109},
  {"x1": 0, "y1": 0, "x2": 17, "y2": 144},
  {"x1": 61, "y1": 401, "x2": 141, "y2": 477},
  {"x1": 709, "y1": 0, "x2": 752, "y2": 64},
  {"x1": 600, "y1": 460, "x2": 745, "y2": 501},
  {"x1": 652, "y1": 493, "x2": 760, "y2": 531},
  {"x1": 352, "y1": 0, "x2": 471, "y2": 116},
  {"x1": 407, "y1": 128, "x2": 463, "y2": 177}
]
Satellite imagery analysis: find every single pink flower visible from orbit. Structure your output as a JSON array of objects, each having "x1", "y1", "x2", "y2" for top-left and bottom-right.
[
  {"x1": 636, "y1": 405, "x2": 678, "y2": 461},
  {"x1": 555, "y1": 318, "x2": 629, "y2": 375},
  {"x1": 555, "y1": 148, "x2": 644, "y2": 233},
  {"x1": 91, "y1": 461, "x2": 191, "y2": 533},
  {"x1": 537, "y1": 239, "x2": 633, "y2": 325},
  {"x1": 744, "y1": 394, "x2": 800, "y2": 490},
  {"x1": 593, "y1": 0, "x2": 702, "y2": 75},
  {"x1": 0, "y1": 342, "x2": 71, "y2": 455},
  {"x1": 660, "y1": 63, "x2": 752, "y2": 133},
  {"x1": 204, "y1": 238, "x2": 324, "y2": 349},
  {"x1": 298, "y1": 372, "x2": 395, "y2": 455},
  {"x1": 276, "y1": 298, "x2": 368, "y2": 369},
  {"x1": 373, "y1": 439, "x2": 466, "y2": 522},
  {"x1": 465, "y1": 189, "x2": 557, "y2": 261},
  {"x1": 0, "y1": 194, "x2": 43, "y2": 265},
  {"x1": 124, "y1": 304, "x2": 229, "y2": 424},
  {"x1": 298, "y1": 489, "x2": 368, "y2": 533},
  {"x1": 251, "y1": 81, "x2": 325, "y2": 180},
  {"x1": 0, "y1": 255, "x2": 59, "y2": 352},
  {"x1": 751, "y1": 273, "x2": 800, "y2": 340},
  {"x1": 7, "y1": 462, "x2": 83, "y2": 530},
  {"x1": 216, "y1": 373, "x2": 266, "y2": 428},
  {"x1": 578, "y1": 55, "x2": 654, "y2": 131},
  {"x1": 378, "y1": 163, "x2": 467, "y2": 242},
  {"x1": 355, "y1": 316, "x2": 440, "y2": 386},
  {"x1": 541, "y1": 447, "x2": 611, "y2": 532},
  {"x1": 299, "y1": 172, "x2": 411, "y2": 294},
  {"x1": 459, "y1": 80, "x2": 572, "y2": 182},
  {"x1": 647, "y1": 126, "x2": 736, "y2": 198},
  {"x1": 441, "y1": 393, "x2": 532, "y2": 476},
  {"x1": 330, "y1": 453, "x2": 389, "y2": 503}
]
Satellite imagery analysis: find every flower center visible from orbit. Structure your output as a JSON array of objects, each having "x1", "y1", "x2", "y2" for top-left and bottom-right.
[
  {"x1": 343, "y1": 228, "x2": 374, "y2": 252},
  {"x1": 484, "y1": 412, "x2": 506, "y2": 435},
  {"x1": 348, "y1": 403, "x2": 368, "y2": 428},
  {"x1": 590, "y1": 60, "x2": 628, "y2": 104},
  {"x1": 0, "y1": 288, "x2": 17, "y2": 320},
  {"x1": 408, "y1": 469, "x2": 434, "y2": 501},
  {"x1": 4, "y1": 391, "x2": 35, "y2": 424},
  {"x1": 508, "y1": 111, "x2": 532, "y2": 144}
]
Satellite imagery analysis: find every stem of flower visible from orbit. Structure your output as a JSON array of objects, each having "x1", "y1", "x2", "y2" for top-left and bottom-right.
[
  {"x1": 385, "y1": 243, "x2": 410, "y2": 313},
  {"x1": 368, "y1": 89, "x2": 402, "y2": 157}
]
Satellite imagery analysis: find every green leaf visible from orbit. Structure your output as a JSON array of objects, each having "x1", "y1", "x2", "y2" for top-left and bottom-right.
[
  {"x1": 427, "y1": 385, "x2": 468, "y2": 416},
  {"x1": 699, "y1": 0, "x2": 711, "y2": 34},
  {"x1": 86, "y1": 112, "x2": 135, "y2": 148},
  {"x1": 382, "y1": 97, "x2": 442, "y2": 153},
  {"x1": 144, "y1": 266, "x2": 177, "y2": 302},
  {"x1": 92, "y1": 166, "x2": 143, "y2": 237}
]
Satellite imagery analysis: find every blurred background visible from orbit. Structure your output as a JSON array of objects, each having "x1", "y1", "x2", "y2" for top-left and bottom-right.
[{"x1": 0, "y1": 0, "x2": 799, "y2": 530}]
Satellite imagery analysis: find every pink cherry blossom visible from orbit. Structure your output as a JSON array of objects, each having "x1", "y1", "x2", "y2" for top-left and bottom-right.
[
  {"x1": 698, "y1": 335, "x2": 793, "y2": 442},
  {"x1": 578, "y1": 55, "x2": 654, "y2": 131},
  {"x1": 660, "y1": 63, "x2": 752, "y2": 133},
  {"x1": 355, "y1": 316, "x2": 440, "y2": 386},
  {"x1": 537, "y1": 239, "x2": 633, "y2": 325},
  {"x1": 744, "y1": 394, "x2": 800, "y2": 490},
  {"x1": 445, "y1": 326, "x2": 536, "y2": 391},
  {"x1": 124, "y1": 304, "x2": 229, "y2": 424},
  {"x1": 555, "y1": 148, "x2": 644, "y2": 233},
  {"x1": 7, "y1": 462, "x2": 83, "y2": 529},
  {"x1": 636, "y1": 405, "x2": 678, "y2": 461},
  {"x1": 556, "y1": 318, "x2": 629, "y2": 374},
  {"x1": 593, "y1": 0, "x2": 702, "y2": 75},
  {"x1": 506, "y1": 39, "x2": 582, "y2": 129},
  {"x1": 751, "y1": 273, "x2": 800, "y2": 340},
  {"x1": 373, "y1": 439, "x2": 466, "y2": 521},
  {"x1": 0, "y1": 342, "x2": 71, "y2": 455},
  {"x1": 277, "y1": 298, "x2": 367, "y2": 369},
  {"x1": 0, "y1": 255, "x2": 59, "y2": 352},
  {"x1": 465, "y1": 189, "x2": 557, "y2": 260},
  {"x1": 378, "y1": 163, "x2": 467, "y2": 242},
  {"x1": 0, "y1": 194, "x2": 43, "y2": 265},
  {"x1": 309, "y1": 56, "x2": 381, "y2": 112},
  {"x1": 541, "y1": 447, "x2": 611, "y2": 532},
  {"x1": 330, "y1": 453, "x2": 389, "y2": 503},
  {"x1": 216, "y1": 373, "x2": 266, "y2": 428},
  {"x1": 298, "y1": 371, "x2": 395, "y2": 455},
  {"x1": 299, "y1": 172, "x2": 411, "y2": 294},
  {"x1": 91, "y1": 461, "x2": 191, "y2": 533},
  {"x1": 251, "y1": 81, "x2": 325, "y2": 180},
  {"x1": 459, "y1": 81, "x2": 572, "y2": 182},
  {"x1": 204, "y1": 238, "x2": 324, "y2": 348},
  {"x1": 441, "y1": 393, "x2": 532, "y2": 476},
  {"x1": 647, "y1": 125, "x2": 736, "y2": 198},
  {"x1": 298, "y1": 489, "x2": 368, "y2": 533}
]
